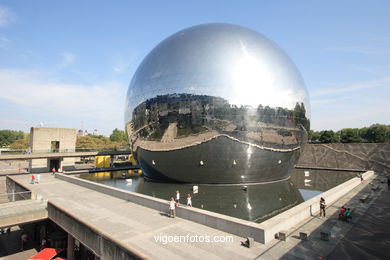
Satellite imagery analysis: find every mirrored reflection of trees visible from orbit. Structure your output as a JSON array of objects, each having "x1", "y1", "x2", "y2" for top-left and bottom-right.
[{"x1": 131, "y1": 93, "x2": 310, "y2": 141}]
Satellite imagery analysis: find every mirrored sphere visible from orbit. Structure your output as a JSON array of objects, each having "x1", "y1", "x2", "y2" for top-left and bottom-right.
[{"x1": 125, "y1": 23, "x2": 310, "y2": 184}]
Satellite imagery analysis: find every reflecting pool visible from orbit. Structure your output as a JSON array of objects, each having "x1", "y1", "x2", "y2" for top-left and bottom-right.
[{"x1": 79, "y1": 169, "x2": 357, "y2": 222}]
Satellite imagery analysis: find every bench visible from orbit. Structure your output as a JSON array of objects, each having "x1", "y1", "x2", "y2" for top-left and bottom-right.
[
  {"x1": 371, "y1": 185, "x2": 379, "y2": 191},
  {"x1": 299, "y1": 232, "x2": 308, "y2": 241},
  {"x1": 241, "y1": 237, "x2": 254, "y2": 248},
  {"x1": 277, "y1": 231, "x2": 287, "y2": 241},
  {"x1": 360, "y1": 194, "x2": 369, "y2": 202},
  {"x1": 320, "y1": 231, "x2": 331, "y2": 241}
]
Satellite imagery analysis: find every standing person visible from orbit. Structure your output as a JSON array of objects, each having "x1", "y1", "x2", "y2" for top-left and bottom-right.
[
  {"x1": 51, "y1": 167, "x2": 56, "y2": 175},
  {"x1": 30, "y1": 174, "x2": 35, "y2": 184},
  {"x1": 21, "y1": 232, "x2": 28, "y2": 250},
  {"x1": 175, "y1": 190, "x2": 180, "y2": 206},
  {"x1": 36, "y1": 174, "x2": 41, "y2": 184},
  {"x1": 187, "y1": 194, "x2": 192, "y2": 207},
  {"x1": 320, "y1": 197, "x2": 326, "y2": 217},
  {"x1": 40, "y1": 238, "x2": 47, "y2": 251},
  {"x1": 169, "y1": 197, "x2": 176, "y2": 218}
]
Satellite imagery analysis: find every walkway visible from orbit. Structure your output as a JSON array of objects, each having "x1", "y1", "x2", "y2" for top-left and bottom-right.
[
  {"x1": 6, "y1": 173, "x2": 389, "y2": 259},
  {"x1": 8, "y1": 174, "x2": 268, "y2": 260},
  {"x1": 327, "y1": 179, "x2": 390, "y2": 260},
  {"x1": 257, "y1": 174, "x2": 390, "y2": 259}
]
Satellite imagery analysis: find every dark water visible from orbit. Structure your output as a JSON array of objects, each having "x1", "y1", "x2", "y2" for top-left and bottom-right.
[{"x1": 79, "y1": 169, "x2": 357, "y2": 222}]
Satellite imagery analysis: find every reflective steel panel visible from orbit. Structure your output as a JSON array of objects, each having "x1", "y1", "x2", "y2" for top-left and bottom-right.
[{"x1": 125, "y1": 23, "x2": 310, "y2": 183}]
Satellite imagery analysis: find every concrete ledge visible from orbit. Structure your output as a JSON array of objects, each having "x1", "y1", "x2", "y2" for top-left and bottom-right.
[
  {"x1": 54, "y1": 171, "x2": 373, "y2": 244},
  {"x1": 55, "y1": 173, "x2": 266, "y2": 243},
  {"x1": 0, "y1": 208, "x2": 48, "y2": 227},
  {"x1": 261, "y1": 170, "x2": 374, "y2": 243}
]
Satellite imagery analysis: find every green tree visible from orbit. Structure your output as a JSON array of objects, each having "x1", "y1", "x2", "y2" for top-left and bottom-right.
[
  {"x1": 361, "y1": 124, "x2": 389, "y2": 143},
  {"x1": 0, "y1": 130, "x2": 25, "y2": 147},
  {"x1": 319, "y1": 130, "x2": 339, "y2": 143},
  {"x1": 339, "y1": 128, "x2": 362, "y2": 143},
  {"x1": 10, "y1": 135, "x2": 30, "y2": 149},
  {"x1": 109, "y1": 128, "x2": 127, "y2": 142},
  {"x1": 308, "y1": 130, "x2": 321, "y2": 142}
]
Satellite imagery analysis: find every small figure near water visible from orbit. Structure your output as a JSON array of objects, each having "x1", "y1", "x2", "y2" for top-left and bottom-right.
[
  {"x1": 320, "y1": 197, "x2": 326, "y2": 217},
  {"x1": 175, "y1": 190, "x2": 180, "y2": 206},
  {"x1": 187, "y1": 194, "x2": 192, "y2": 207}
]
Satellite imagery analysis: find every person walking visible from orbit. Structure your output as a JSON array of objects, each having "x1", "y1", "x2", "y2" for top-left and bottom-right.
[
  {"x1": 169, "y1": 197, "x2": 176, "y2": 218},
  {"x1": 36, "y1": 174, "x2": 41, "y2": 184},
  {"x1": 30, "y1": 174, "x2": 35, "y2": 184},
  {"x1": 320, "y1": 197, "x2": 326, "y2": 217},
  {"x1": 186, "y1": 194, "x2": 192, "y2": 207},
  {"x1": 51, "y1": 167, "x2": 56, "y2": 175}
]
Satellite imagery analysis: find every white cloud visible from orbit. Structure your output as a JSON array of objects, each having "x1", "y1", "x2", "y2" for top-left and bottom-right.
[
  {"x1": 0, "y1": 35, "x2": 10, "y2": 48},
  {"x1": 0, "y1": 69, "x2": 126, "y2": 134},
  {"x1": 0, "y1": 5, "x2": 15, "y2": 27},
  {"x1": 311, "y1": 77, "x2": 390, "y2": 97},
  {"x1": 59, "y1": 52, "x2": 76, "y2": 67}
]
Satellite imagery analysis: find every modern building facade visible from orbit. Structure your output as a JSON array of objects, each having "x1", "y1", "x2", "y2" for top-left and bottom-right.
[{"x1": 29, "y1": 127, "x2": 77, "y2": 172}]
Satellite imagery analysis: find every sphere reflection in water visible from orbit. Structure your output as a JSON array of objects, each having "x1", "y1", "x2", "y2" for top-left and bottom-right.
[{"x1": 125, "y1": 23, "x2": 310, "y2": 184}]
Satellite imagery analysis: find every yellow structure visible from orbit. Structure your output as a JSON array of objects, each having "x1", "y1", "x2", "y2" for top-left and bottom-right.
[
  {"x1": 128, "y1": 154, "x2": 138, "y2": 166},
  {"x1": 94, "y1": 156, "x2": 111, "y2": 168}
]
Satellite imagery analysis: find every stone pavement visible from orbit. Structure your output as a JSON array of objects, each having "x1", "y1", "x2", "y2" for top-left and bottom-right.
[
  {"x1": 5, "y1": 173, "x2": 389, "y2": 259},
  {"x1": 327, "y1": 178, "x2": 390, "y2": 260},
  {"x1": 9, "y1": 174, "x2": 269, "y2": 260},
  {"x1": 256, "y1": 174, "x2": 389, "y2": 259}
]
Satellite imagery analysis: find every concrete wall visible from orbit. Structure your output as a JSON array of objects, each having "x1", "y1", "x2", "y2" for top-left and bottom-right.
[
  {"x1": 298, "y1": 143, "x2": 390, "y2": 174},
  {"x1": 6, "y1": 176, "x2": 32, "y2": 200},
  {"x1": 29, "y1": 127, "x2": 77, "y2": 172},
  {"x1": 48, "y1": 201, "x2": 148, "y2": 260}
]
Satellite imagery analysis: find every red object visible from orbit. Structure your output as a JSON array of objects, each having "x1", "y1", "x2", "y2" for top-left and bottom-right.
[{"x1": 28, "y1": 248, "x2": 64, "y2": 260}]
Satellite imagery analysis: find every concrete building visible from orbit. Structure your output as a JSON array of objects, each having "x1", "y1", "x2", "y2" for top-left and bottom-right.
[{"x1": 28, "y1": 127, "x2": 77, "y2": 172}]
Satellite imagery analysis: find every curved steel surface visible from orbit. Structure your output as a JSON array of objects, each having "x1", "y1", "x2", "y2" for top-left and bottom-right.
[{"x1": 125, "y1": 23, "x2": 310, "y2": 183}]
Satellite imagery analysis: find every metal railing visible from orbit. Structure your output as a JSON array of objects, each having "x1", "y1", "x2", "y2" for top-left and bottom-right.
[
  {"x1": 0, "y1": 191, "x2": 32, "y2": 204},
  {"x1": 0, "y1": 147, "x2": 131, "y2": 155}
]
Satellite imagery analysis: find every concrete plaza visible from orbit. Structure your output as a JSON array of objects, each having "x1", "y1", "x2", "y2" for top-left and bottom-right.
[{"x1": 2, "y1": 172, "x2": 389, "y2": 259}]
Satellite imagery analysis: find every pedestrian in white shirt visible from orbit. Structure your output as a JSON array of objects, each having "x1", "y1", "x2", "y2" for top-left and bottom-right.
[{"x1": 169, "y1": 197, "x2": 176, "y2": 218}]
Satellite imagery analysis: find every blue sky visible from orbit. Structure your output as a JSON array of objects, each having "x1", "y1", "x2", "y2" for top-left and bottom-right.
[{"x1": 0, "y1": 1, "x2": 389, "y2": 135}]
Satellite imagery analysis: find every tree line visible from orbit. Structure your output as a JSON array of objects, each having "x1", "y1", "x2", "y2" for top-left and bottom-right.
[
  {"x1": 308, "y1": 124, "x2": 390, "y2": 143},
  {"x1": 0, "y1": 128, "x2": 129, "y2": 149}
]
